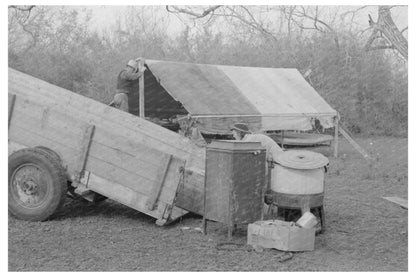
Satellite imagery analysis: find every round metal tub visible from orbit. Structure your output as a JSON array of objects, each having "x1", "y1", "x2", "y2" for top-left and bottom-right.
[{"x1": 271, "y1": 150, "x2": 329, "y2": 195}]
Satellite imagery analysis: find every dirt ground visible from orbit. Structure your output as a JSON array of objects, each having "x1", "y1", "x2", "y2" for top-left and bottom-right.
[{"x1": 8, "y1": 136, "x2": 408, "y2": 271}]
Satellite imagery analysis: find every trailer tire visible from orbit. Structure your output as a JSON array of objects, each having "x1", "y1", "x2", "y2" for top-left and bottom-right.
[
  {"x1": 34, "y1": 146, "x2": 62, "y2": 164},
  {"x1": 9, "y1": 148, "x2": 67, "y2": 221}
]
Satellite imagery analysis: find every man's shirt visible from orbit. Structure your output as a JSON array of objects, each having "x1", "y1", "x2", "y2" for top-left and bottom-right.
[{"x1": 242, "y1": 133, "x2": 283, "y2": 162}]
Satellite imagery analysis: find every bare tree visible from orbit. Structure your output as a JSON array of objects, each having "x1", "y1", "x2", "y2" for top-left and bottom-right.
[
  {"x1": 279, "y1": 6, "x2": 340, "y2": 49},
  {"x1": 167, "y1": 5, "x2": 344, "y2": 48},
  {"x1": 165, "y1": 5, "x2": 346, "y2": 73},
  {"x1": 364, "y1": 5, "x2": 408, "y2": 60},
  {"x1": 167, "y1": 5, "x2": 408, "y2": 61},
  {"x1": 167, "y1": 5, "x2": 278, "y2": 40}
]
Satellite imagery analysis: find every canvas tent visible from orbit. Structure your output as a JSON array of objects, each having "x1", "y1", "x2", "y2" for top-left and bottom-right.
[{"x1": 131, "y1": 60, "x2": 338, "y2": 135}]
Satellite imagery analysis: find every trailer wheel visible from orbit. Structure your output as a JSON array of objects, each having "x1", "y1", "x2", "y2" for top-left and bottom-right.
[
  {"x1": 9, "y1": 148, "x2": 67, "y2": 221},
  {"x1": 34, "y1": 146, "x2": 62, "y2": 164}
]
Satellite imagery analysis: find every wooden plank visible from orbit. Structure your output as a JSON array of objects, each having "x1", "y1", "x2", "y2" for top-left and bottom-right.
[
  {"x1": 13, "y1": 96, "x2": 166, "y2": 169},
  {"x1": 158, "y1": 156, "x2": 186, "y2": 205},
  {"x1": 8, "y1": 71, "x2": 203, "y2": 162},
  {"x1": 10, "y1": 75, "x2": 205, "y2": 171},
  {"x1": 87, "y1": 172, "x2": 189, "y2": 224},
  {"x1": 382, "y1": 197, "x2": 408, "y2": 209},
  {"x1": 146, "y1": 154, "x2": 172, "y2": 210},
  {"x1": 8, "y1": 84, "x2": 194, "y2": 156},
  {"x1": 88, "y1": 142, "x2": 164, "y2": 182},
  {"x1": 175, "y1": 168, "x2": 205, "y2": 214},
  {"x1": 339, "y1": 126, "x2": 371, "y2": 159},
  {"x1": 11, "y1": 106, "x2": 186, "y2": 205},
  {"x1": 8, "y1": 94, "x2": 16, "y2": 129},
  {"x1": 9, "y1": 107, "x2": 179, "y2": 197},
  {"x1": 10, "y1": 124, "x2": 180, "y2": 202},
  {"x1": 10, "y1": 124, "x2": 82, "y2": 174},
  {"x1": 87, "y1": 172, "x2": 166, "y2": 219},
  {"x1": 10, "y1": 97, "x2": 184, "y2": 193},
  {"x1": 92, "y1": 133, "x2": 163, "y2": 168}
]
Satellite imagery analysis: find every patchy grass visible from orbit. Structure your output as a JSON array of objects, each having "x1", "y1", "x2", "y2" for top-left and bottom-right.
[{"x1": 8, "y1": 136, "x2": 407, "y2": 271}]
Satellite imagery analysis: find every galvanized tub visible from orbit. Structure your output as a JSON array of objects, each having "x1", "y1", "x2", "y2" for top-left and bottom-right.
[{"x1": 271, "y1": 150, "x2": 329, "y2": 195}]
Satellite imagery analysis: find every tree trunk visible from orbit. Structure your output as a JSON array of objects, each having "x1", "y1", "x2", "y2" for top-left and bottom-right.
[{"x1": 365, "y1": 6, "x2": 408, "y2": 60}]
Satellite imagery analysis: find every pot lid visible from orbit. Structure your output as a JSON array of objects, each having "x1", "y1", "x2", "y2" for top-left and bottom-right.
[{"x1": 275, "y1": 150, "x2": 329, "y2": 170}]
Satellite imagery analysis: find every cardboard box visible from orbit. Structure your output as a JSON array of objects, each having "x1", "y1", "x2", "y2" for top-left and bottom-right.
[{"x1": 247, "y1": 220, "x2": 315, "y2": 251}]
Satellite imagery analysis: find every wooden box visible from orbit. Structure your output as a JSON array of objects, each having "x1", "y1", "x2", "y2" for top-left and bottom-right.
[
  {"x1": 247, "y1": 220, "x2": 315, "y2": 251},
  {"x1": 203, "y1": 140, "x2": 266, "y2": 237}
]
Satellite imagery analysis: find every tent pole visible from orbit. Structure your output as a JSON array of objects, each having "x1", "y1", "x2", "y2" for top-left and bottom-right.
[
  {"x1": 334, "y1": 114, "x2": 339, "y2": 158},
  {"x1": 139, "y1": 59, "x2": 145, "y2": 118}
]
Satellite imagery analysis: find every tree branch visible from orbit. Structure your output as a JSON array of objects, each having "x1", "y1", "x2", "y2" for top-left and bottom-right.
[
  {"x1": 9, "y1": 5, "x2": 36, "y2": 23},
  {"x1": 366, "y1": 44, "x2": 395, "y2": 51},
  {"x1": 291, "y1": 6, "x2": 335, "y2": 33},
  {"x1": 364, "y1": 29, "x2": 379, "y2": 51},
  {"x1": 8, "y1": 5, "x2": 35, "y2": 14},
  {"x1": 225, "y1": 6, "x2": 276, "y2": 39},
  {"x1": 166, "y1": 5, "x2": 222, "y2": 18},
  {"x1": 340, "y1": 5, "x2": 368, "y2": 19},
  {"x1": 289, "y1": 6, "x2": 339, "y2": 49},
  {"x1": 365, "y1": 5, "x2": 408, "y2": 60}
]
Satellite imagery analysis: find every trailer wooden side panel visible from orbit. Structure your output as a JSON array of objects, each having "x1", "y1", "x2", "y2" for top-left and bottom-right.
[
  {"x1": 8, "y1": 68, "x2": 207, "y2": 215},
  {"x1": 8, "y1": 69, "x2": 205, "y2": 169},
  {"x1": 8, "y1": 93, "x2": 188, "y2": 224}
]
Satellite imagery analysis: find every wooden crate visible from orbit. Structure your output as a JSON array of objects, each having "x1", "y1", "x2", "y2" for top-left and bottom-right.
[{"x1": 203, "y1": 140, "x2": 266, "y2": 238}]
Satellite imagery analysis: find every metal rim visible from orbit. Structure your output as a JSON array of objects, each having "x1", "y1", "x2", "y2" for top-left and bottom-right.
[
  {"x1": 10, "y1": 163, "x2": 52, "y2": 209},
  {"x1": 275, "y1": 150, "x2": 329, "y2": 170}
]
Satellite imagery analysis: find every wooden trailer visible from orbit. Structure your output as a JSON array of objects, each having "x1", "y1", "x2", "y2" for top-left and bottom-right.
[
  {"x1": 8, "y1": 60, "x2": 340, "y2": 226},
  {"x1": 8, "y1": 68, "x2": 206, "y2": 225}
]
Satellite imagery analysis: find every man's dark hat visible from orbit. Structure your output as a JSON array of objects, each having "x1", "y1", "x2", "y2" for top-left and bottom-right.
[{"x1": 231, "y1": 123, "x2": 251, "y2": 133}]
